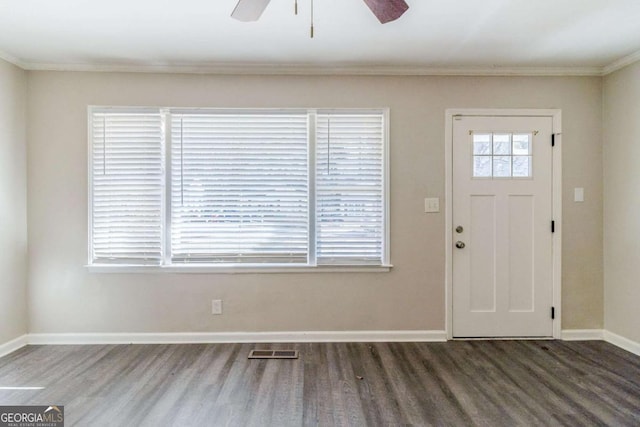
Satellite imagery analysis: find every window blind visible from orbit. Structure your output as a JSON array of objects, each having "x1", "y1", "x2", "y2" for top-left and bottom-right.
[
  {"x1": 316, "y1": 112, "x2": 385, "y2": 265},
  {"x1": 170, "y1": 112, "x2": 309, "y2": 263},
  {"x1": 90, "y1": 111, "x2": 164, "y2": 264}
]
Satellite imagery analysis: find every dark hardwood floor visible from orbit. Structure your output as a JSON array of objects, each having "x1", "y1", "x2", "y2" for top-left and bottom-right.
[{"x1": 0, "y1": 340, "x2": 638, "y2": 426}]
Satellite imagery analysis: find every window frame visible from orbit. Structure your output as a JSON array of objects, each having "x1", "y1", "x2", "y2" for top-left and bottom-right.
[
  {"x1": 471, "y1": 131, "x2": 535, "y2": 180},
  {"x1": 87, "y1": 106, "x2": 391, "y2": 273}
]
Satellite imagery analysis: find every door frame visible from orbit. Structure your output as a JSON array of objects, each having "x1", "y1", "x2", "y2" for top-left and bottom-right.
[{"x1": 445, "y1": 109, "x2": 562, "y2": 340}]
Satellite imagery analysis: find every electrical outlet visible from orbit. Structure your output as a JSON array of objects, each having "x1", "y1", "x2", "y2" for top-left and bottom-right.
[{"x1": 211, "y1": 299, "x2": 223, "y2": 315}]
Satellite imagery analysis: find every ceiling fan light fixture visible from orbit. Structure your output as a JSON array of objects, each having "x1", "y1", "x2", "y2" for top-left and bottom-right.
[
  {"x1": 231, "y1": 0, "x2": 410, "y2": 37},
  {"x1": 362, "y1": 0, "x2": 409, "y2": 24},
  {"x1": 231, "y1": 0, "x2": 272, "y2": 22}
]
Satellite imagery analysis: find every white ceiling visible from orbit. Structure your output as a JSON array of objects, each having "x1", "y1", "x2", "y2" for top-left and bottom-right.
[{"x1": 1, "y1": 0, "x2": 640, "y2": 75}]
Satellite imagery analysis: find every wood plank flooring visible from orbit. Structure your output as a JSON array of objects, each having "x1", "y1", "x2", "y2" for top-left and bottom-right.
[{"x1": 0, "y1": 340, "x2": 638, "y2": 426}]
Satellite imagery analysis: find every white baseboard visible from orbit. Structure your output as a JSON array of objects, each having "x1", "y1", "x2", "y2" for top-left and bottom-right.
[
  {"x1": 561, "y1": 329, "x2": 640, "y2": 357},
  {"x1": 603, "y1": 330, "x2": 640, "y2": 357},
  {"x1": 4, "y1": 329, "x2": 637, "y2": 359},
  {"x1": 27, "y1": 330, "x2": 448, "y2": 345},
  {"x1": 0, "y1": 335, "x2": 28, "y2": 358},
  {"x1": 561, "y1": 329, "x2": 604, "y2": 341}
]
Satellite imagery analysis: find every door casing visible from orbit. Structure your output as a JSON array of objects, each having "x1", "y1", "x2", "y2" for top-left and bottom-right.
[{"x1": 444, "y1": 109, "x2": 562, "y2": 340}]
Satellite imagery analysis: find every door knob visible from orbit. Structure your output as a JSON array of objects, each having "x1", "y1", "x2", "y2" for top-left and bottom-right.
[{"x1": 455, "y1": 241, "x2": 466, "y2": 249}]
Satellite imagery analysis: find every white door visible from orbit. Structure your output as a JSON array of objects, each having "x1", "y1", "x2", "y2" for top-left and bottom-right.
[{"x1": 452, "y1": 115, "x2": 554, "y2": 337}]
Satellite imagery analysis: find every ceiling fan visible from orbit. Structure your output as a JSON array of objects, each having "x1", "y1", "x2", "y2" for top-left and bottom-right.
[{"x1": 231, "y1": 0, "x2": 409, "y2": 25}]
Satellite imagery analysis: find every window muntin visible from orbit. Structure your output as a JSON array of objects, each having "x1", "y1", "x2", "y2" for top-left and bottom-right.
[{"x1": 89, "y1": 108, "x2": 389, "y2": 268}]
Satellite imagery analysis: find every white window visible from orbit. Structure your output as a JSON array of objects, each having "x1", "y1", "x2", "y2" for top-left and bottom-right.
[
  {"x1": 90, "y1": 110, "x2": 164, "y2": 265},
  {"x1": 89, "y1": 108, "x2": 390, "y2": 270},
  {"x1": 316, "y1": 113, "x2": 384, "y2": 265}
]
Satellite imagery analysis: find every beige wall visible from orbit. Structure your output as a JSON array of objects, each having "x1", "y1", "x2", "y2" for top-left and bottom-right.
[
  {"x1": 26, "y1": 71, "x2": 603, "y2": 334},
  {"x1": 0, "y1": 59, "x2": 28, "y2": 345},
  {"x1": 603, "y1": 61, "x2": 640, "y2": 343}
]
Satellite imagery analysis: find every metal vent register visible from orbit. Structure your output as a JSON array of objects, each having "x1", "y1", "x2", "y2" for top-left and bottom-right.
[{"x1": 248, "y1": 349, "x2": 299, "y2": 359}]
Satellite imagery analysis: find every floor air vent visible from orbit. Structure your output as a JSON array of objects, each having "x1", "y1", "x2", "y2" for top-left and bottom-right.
[{"x1": 248, "y1": 349, "x2": 299, "y2": 359}]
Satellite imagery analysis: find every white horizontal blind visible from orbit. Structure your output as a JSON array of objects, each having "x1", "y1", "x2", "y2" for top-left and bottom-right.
[
  {"x1": 90, "y1": 111, "x2": 164, "y2": 264},
  {"x1": 170, "y1": 112, "x2": 309, "y2": 263},
  {"x1": 316, "y1": 112, "x2": 385, "y2": 265}
]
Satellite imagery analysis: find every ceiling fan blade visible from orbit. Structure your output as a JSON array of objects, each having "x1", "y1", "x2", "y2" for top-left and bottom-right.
[
  {"x1": 231, "y1": 0, "x2": 272, "y2": 22},
  {"x1": 362, "y1": 0, "x2": 409, "y2": 24}
]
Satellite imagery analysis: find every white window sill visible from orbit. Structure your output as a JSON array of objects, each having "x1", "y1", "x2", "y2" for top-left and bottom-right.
[{"x1": 86, "y1": 264, "x2": 393, "y2": 274}]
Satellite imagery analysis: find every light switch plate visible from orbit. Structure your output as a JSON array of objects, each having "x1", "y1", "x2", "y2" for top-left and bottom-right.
[
  {"x1": 211, "y1": 299, "x2": 223, "y2": 315},
  {"x1": 424, "y1": 198, "x2": 440, "y2": 213},
  {"x1": 574, "y1": 187, "x2": 584, "y2": 202}
]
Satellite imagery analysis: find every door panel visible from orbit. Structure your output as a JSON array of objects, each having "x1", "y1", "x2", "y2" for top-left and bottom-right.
[
  {"x1": 469, "y1": 195, "x2": 496, "y2": 312},
  {"x1": 508, "y1": 195, "x2": 534, "y2": 312},
  {"x1": 452, "y1": 116, "x2": 553, "y2": 337}
]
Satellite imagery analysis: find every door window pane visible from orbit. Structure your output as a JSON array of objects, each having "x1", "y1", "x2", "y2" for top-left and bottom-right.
[
  {"x1": 493, "y1": 134, "x2": 511, "y2": 155},
  {"x1": 493, "y1": 156, "x2": 512, "y2": 177},
  {"x1": 513, "y1": 156, "x2": 532, "y2": 177},
  {"x1": 473, "y1": 134, "x2": 492, "y2": 155},
  {"x1": 513, "y1": 134, "x2": 531, "y2": 155},
  {"x1": 474, "y1": 156, "x2": 492, "y2": 177}
]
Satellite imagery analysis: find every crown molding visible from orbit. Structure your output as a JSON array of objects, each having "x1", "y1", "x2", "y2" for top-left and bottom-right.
[
  {"x1": 9, "y1": 51, "x2": 640, "y2": 77},
  {"x1": 602, "y1": 49, "x2": 640, "y2": 75},
  {"x1": 20, "y1": 61, "x2": 604, "y2": 77},
  {"x1": 0, "y1": 50, "x2": 28, "y2": 69}
]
